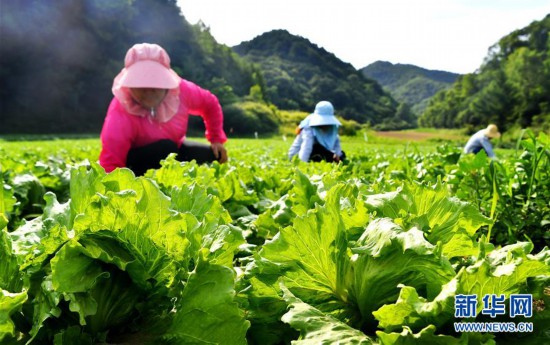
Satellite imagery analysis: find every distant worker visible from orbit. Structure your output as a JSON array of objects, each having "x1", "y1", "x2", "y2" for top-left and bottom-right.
[
  {"x1": 99, "y1": 43, "x2": 228, "y2": 176},
  {"x1": 288, "y1": 101, "x2": 345, "y2": 162},
  {"x1": 464, "y1": 124, "x2": 501, "y2": 159}
]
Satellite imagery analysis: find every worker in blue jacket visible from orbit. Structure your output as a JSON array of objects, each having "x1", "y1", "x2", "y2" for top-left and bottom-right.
[
  {"x1": 288, "y1": 101, "x2": 345, "y2": 162},
  {"x1": 464, "y1": 124, "x2": 501, "y2": 159}
]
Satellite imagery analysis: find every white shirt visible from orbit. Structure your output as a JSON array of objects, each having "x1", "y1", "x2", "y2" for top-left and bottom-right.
[
  {"x1": 288, "y1": 127, "x2": 342, "y2": 162},
  {"x1": 464, "y1": 130, "x2": 496, "y2": 158}
]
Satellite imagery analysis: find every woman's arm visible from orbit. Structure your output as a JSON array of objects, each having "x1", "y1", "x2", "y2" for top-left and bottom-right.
[
  {"x1": 99, "y1": 100, "x2": 135, "y2": 172},
  {"x1": 298, "y1": 128, "x2": 315, "y2": 162},
  {"x1": 181, "y1": 80, "x2": 227, "y2": 144},
  {"x1": 333, "y1": 135, "x2": 343, "y2": 157},
  {"x1": 288, "y1": 132, "x2": 303, "y2": 160},
  {"x1": 480, "y1": 136, "x2": 496, "y2": 158}
]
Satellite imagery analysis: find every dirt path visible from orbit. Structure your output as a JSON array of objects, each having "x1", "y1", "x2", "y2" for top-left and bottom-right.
[{"x1": 375, "y1": 131, "x2": 463, "y2": 141}]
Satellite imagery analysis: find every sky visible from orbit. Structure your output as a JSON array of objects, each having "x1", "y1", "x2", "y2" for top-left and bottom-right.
[{"x1": 176, "y1": 0, "x2": 549, "y2": 74}]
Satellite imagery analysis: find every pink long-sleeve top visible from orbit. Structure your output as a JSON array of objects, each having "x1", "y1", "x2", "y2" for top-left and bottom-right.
[{"x1": 99, "y1": 79, "x2": 227, "y2": 172}]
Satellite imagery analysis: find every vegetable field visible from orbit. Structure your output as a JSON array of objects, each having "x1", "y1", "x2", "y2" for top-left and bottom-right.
[{"x1": 1, "y1": 133, "x2": 549, "y2": 344}]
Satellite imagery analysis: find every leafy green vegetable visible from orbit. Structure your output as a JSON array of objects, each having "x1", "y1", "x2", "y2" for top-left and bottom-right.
[
  {"x1": 281, "y1": 285, "x2": 377, "y2": 344},
  {"x1": 0, "y1": 289, "x2": 28, "y2": 342},
  {"x1": 161, "y1": 257, "x2": 250, "y2": 345}
]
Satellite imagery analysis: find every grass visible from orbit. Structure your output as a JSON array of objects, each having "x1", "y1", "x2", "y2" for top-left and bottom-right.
[
  {"x1": 0, "y1": 129, "x2": 513, "y2": 163},
  {"x1": 0, "y1": 133, "x2": 100, "y2": 142}
]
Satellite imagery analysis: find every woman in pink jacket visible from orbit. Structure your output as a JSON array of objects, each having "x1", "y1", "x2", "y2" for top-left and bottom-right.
[{"x1": 99, "y1": 43, "x2": 228, "y2": 176}]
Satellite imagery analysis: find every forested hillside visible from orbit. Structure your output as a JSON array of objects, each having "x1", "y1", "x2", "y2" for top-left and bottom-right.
[
  {"x1": 233, "y1": 30, "x2": 398, "y2": 126},
  {"x1": 419, "y1": 14, "x2": 550, "y2": 132},
  {"x1": 1, "y1": 1, "x2": 403, "y2": 135},
  {"x1": 0, "y1": 0, "x2": 262, "y2": 134},
  {"x1": 361, "y1": 61, "x2": 459, "y2": 116},
  {"x1": 4, "y1": 2, "x2": 545, "y2": 135}
]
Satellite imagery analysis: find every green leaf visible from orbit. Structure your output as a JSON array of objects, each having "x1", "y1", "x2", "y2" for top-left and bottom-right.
[
  {"x1": 0, "y1": 289, "x2": 27, "y2": 342},
  {"x1": 42, "y1": 192, "x2": 71, "y2": 229},
  {"x1": 9, "y1": 192, "x2": 71, "y2": 271},
  {"x1": 69, "y1": 164, "x2": 106, "y2": 226},
  {"x1": 324, "y1": 183, "x2": 370, "y2": 238},
  {"x1": 51, "y1": 240, "x2": 109, "y2": 294},
  {"x1": 11, "y1": 173, "x2": 46, "y2": 214},
  {"x1": 0, "y1": 230, "x2": 22, "y2": 292},
  {"x1": 50, "y1": 236, "x2": 151, "y2": 332},
  {"x1": 280, "y1": 285, "x2": 376, "y2": 345},
  {"x1": 1, "y1": 184, "x2": 17, "y2": 229},
  {"x1": 365, "y1": 182, "x2": 491, "y2": 258},
  {"x1": 376, "y1": 325, "x2": 474, "y2": 345},
  {"x1": 351, "y1": 218, "x2": 456, "y2": 328},
  {"x1": 373, "y1": 281, "x2": 457, "y2": 332},
  {"x1": 457, "y1": 242, "x2": 550, "y2": 313},
  {"x1": 288, "y1": 170, "x2": 323, "y2": 216},
  {"x1": 254, "y1": 195, "x2": 294, "y2": 239},
  {"x1": 72, "y1": 174, "x2": 189, "y2": 290},
  {"x1": 161, "y1": 258, "x2": 249, "y2": 345},
  {"x1": 258, "y1": 203, "x2": 356, "y2": 322},
  {"x1": 53, "y1": 326, "x2": 93, "y2": 345},
  {"x1": 242, "y1": 274, "x2": 294, "y2": 345},
  {"x1": 193, "y1": 224, "x2": 246, "y2": 268},
  {"x1": 170, "y1": 183, "x2": 231, "y2": 225},
  {"x1": 458, "y1": 150, "x2": 490, "y2": 172},
  {"x1": 150, "y1": 154, "x2": 195, "y2": 189},
  {"x1": 28, "y1": 274, "x2": 63, "y2": 342}
]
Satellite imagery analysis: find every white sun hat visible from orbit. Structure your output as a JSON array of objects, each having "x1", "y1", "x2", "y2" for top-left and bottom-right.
[{"x1": 308, "y1": 101, "x2": 342, "y2": 127}]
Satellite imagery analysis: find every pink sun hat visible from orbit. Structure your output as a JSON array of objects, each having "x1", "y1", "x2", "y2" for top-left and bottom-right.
[{"x1": 115, "y1": 43, "x2": 181, "y2": 89}]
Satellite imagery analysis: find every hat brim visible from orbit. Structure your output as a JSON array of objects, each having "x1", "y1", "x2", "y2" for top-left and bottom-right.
[
  {"x1": 119, "y1": 60, "x2": 180, "y2": 89},
  {"x1": 484, "y1": 129, "x2": 501, "y2": 139},
  {"x1": 309, "y1": 114, "x2": 341, "y2": 127}
]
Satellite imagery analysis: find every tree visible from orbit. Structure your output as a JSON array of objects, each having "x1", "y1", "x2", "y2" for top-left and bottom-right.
[
  {"x1": 419, "y1": 14, "x2": 550, "y2": 130},
  {"x1": 504, "y1": 48, "x2": 549, "y2": 126}
]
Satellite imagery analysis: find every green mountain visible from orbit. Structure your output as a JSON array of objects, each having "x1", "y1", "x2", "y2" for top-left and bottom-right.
[
  {"x1": 419, "y1": 14, "x2": 550, "y2": 132},
  {"x1": 233, "y1": 30, "x2": 398, "y2": 125},
  {"x1": 0, "y1": 0, "x2": 262, "y2": 134},
  {"x1": 361, "y1": 61, "x2": 459, "y2": 116}
]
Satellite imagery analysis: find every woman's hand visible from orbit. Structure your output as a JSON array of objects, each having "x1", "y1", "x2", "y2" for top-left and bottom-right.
[{"x1": 211, "y1": 142, "x2": 228, "y2": 163}]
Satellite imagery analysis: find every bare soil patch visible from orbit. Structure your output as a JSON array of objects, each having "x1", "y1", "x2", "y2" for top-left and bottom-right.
[{"x1": 375, "y1": 131, "x2": 463, "y2": 141}]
